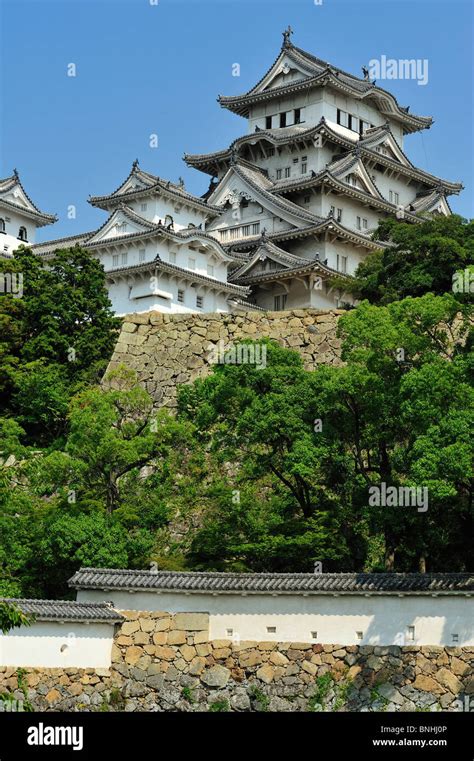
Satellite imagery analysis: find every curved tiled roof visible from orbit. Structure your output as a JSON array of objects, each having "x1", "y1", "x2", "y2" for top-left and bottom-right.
[
  {"x1": 89, "y1": 161, "x2": 220, "y2": 215},
  {"x1": 68, "y1": 568, "x2": 474, "y2": 595},
  {"x1": 212, "y1": 162, "x2": 325, "y2": 227},
  {"x1": 218, "y1": 44, "x2": 432, "y2": 133},
  {"x1": 0, "y1": 172, "x2": 57, "y2": 226},
  {"x1": 1, "y1": 598, "x2": 123, "y2": 623},
  {"x1": 106, "y1": 254, "x2": 250, "y2": 296},
  {"x1": 186, "y1": 120, "x2": 462, "y2": 195}
]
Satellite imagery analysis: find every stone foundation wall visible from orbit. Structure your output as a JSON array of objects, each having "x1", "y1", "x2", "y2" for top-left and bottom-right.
[
  {"x1": 106, "y1": 309, "x2": 344, "y2": 408},
  {"x1": 1, "y1": 611, "x2": 472, "y2": 713}
]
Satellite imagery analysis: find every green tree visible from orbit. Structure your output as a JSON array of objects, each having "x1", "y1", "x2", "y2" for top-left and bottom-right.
[
  {"x1": 0, "y1": 245, "x2": 120, "y2": 443},
  {"x1": 336, "y1": 215, "x2": 474, "y2": 304}
]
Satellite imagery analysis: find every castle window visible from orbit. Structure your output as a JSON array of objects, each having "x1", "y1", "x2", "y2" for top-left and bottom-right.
[
  {"x1": 220, "y1": 229, "x2": 228, "y2": 241},
  {"x1": 267, "y1": 147, "x2": 275, "y2": 156},
  {"x1": 452, "y1": 634, "x2": 459, "y2": 643},
  {"x1": 139, "y1": 249, "x2": 146, "y2": 262},
  {"x1": 265, "y1": 115, "x2": 272, "y2": 129},
  {"x1": 18, "y1": 226, "x2": 27, "y2": 241},
  {"x1": 242, "y1": 225, "x2": 250, "y2": 237},
  {"x1": 0, "y1": 219, "x2": 5, "y2": 233},
  {"x1": 336, "y1": 254, "x2": 347, "y2": 274},
  {"x1": 188, "y1": 257, "x2": 196, "y2": 270},
  {"x1": 293, "y1": 157, "x2": 299, "y2": 164},
  {"x1": 350, "y1": 115, "x2": 360, "y2": 133},
  {"x1": 252, "y1": 222, "x2": 260, "y2": 235},
  {"x1": 266, "y1": 626, "x2": 277, "y2": 634},
  {"x1": 356, "y1": 631, "x2": 363, "y2": 640},
  {"x1": 140, "y1": 203, "x2": 147, "y2": 212},
  {"x1": 407, "y1": 626, "x2": 415, "y2": 641},
  {"x1": 279, "y1": 112, "x2": 287, "y2": 128},
  {"x1": 337, "y1": 109, "x2": 349, "y2": 128},
  {"x1": 274, "y1": 294, "x2": 287, "y2": 311},
  {"x1": 294, "y1": 108, "x2": 301, "y2": 124},
  {"x1": 121, "y1": 252, "x2": 128, "y2": 265},
  {"x1": 304, "y1": 195, "x2": 310, "y2": 204},
  {"x1": 196, "y1": 295, "x2": 203, "y2": 309},
  {"x1": 301, "y1": 161, "x2": 307, "y2": 174},
  {"x1": 276, "y1": 168, "x2": 282, "y2": 180},
  {"x1": 177, "y1": 289, "x2": 184, "y2": 303},
  {"x1": 284, "y1": 167, "x2": 291, "y2": 178},
  {"x1": 207, "y1": 263, "x2": 214, "y2": 276},
  {"x1": 360, "y1": 120, "x2": 371, "y2": 135},
  {"x1": 112, "y1": 254, "x2": 119, "y2": 267},
  {"x1": 311, "y1": 631, "x2": 318, "y2": 640},
  {"x1": 169, "y1": 251, "x2": 176, "y2": 264}
]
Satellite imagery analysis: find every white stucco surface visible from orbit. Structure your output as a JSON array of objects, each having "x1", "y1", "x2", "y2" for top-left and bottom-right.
[
  {"x1": 76, "y1": 589, "x2": 473, "y2": 646},
  {"x1": 0, "y1": 621, "x2": 115, "y2": 668}
]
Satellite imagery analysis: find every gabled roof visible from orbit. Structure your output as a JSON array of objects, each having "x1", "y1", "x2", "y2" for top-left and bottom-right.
[
  {"x1": 408, "y1": 188, "x2": 453, "y2": 215},
  {"x1": 68, "y1": 568, "x2": 474, "y2": 595},
  {"x1": 85, "y1": 203, "x2": 158, "y2": 245},
  {"x1": 1, "y1": 597, "x2": 123, "y2": 623},
  {"x1": 218, "y1": 39, "x2": 432, "y2": 133},
  {"x1": 208, "y1": 160, "x2": 325, "y2": 228},
  {"x1": 231, "y1": 257, "x2": 340, "y2": 287},
  {"x1": 185, "y1": 119, "x2": 462, "y2": 195},
  {"x1": 89, "y1": 160, "x2": 220, "y2": 216},
  {"x1": 229, "y1": 235, "x2": 310, "y2": 280},
  {"x1": 35, "y1": 204, "x2": 236, "y2": 263},
  {"x1": 0, "y1": 170, "x2": 56, "y2": 226}
]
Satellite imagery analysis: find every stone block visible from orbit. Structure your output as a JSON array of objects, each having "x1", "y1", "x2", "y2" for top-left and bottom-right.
[{"x1": 172, "y1": 613, "x2": 209, "y2": 631}]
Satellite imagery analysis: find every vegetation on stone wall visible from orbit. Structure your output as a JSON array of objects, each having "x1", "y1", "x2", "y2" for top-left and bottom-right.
[{"x1": 0, "y1": 226, "x2": 473, "y2": 596}]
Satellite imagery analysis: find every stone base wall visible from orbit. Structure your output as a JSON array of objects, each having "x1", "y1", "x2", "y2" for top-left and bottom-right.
[
  {"x1": 1, "y1": 611, "x2": 472, "y2": 713},
  {"x1": 106, "y1": 309, "x2": 344, "y2": 407}
]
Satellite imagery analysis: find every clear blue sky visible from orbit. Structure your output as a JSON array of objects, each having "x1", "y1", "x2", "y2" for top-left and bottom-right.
[{"x1": 1, "y1": 0, "x2": 472, "y2": 241}]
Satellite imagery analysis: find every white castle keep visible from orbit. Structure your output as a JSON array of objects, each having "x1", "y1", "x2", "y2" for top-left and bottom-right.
[{"x1": 1, "y1": 29, "x2": 463, "y2": 315}]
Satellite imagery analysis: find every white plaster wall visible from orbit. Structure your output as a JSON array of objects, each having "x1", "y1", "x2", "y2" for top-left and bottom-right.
[
  {"x1": 0, "y1": 209, "x2": 37, "y2": 257},
  {"x1": 106, "y1": 271, "x2": 231, "y2": 316},
  {"x1": 0, "y1": 621, "x2": 115, "y2": 668},
  {"x1": 127, "y1": 197, "x2": 209, "y2": 231},
  {"x1": 76, "y1": 590, "x2": 474, "y2": 646}
]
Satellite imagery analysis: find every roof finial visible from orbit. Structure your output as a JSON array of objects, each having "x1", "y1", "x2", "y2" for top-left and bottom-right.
[
  {"x1": 361, "y1": 65, "x2": 370, "y2": 81},
  {"x1": 282, "y1": 25, "x2": 293, "y2": 48},
  {"x1": 13, "y1": 167, "x2": 19, "y2": 179},
  {"x1": 132, "y1": 158, "x2": 139, "y2": 170},
  {"x1": 178, "y1": 176, "x2": 185, "y2": 188}
]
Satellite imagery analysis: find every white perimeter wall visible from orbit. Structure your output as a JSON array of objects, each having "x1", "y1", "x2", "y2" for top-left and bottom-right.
[
  {"x1": 0, "y1": 621, "x2": 115, "y2": 668},
  {"x1": 77, "y1": 590, "x2": 473, "y2": 646}
]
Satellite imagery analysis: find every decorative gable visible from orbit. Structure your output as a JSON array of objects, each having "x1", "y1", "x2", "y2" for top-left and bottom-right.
[{"x1": 86, "y1": 207, "x2": 155, "y2": 245}]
